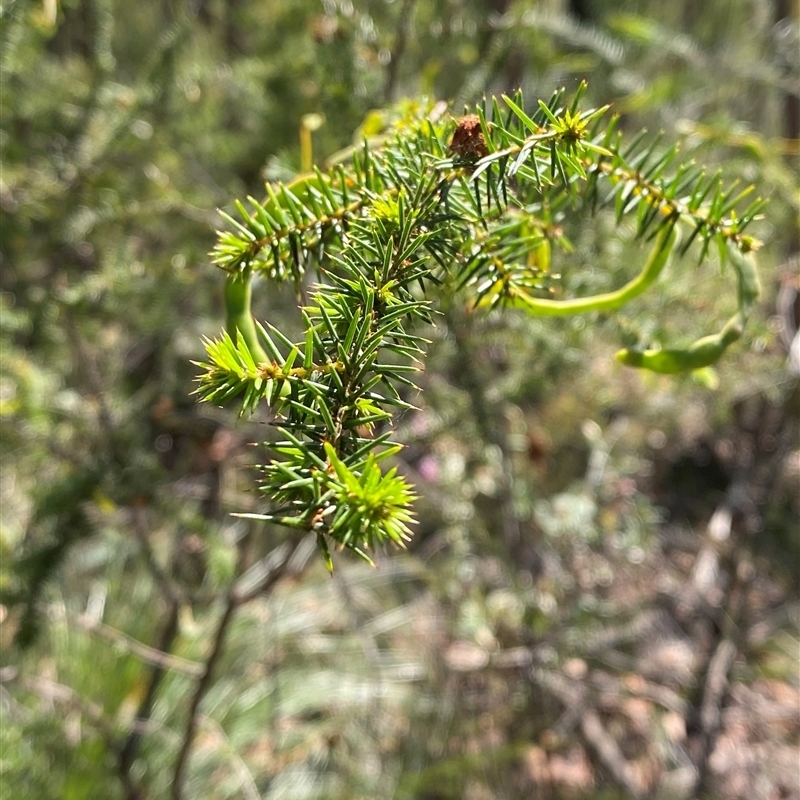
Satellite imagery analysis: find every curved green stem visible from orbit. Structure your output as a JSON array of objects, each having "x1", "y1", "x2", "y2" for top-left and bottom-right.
[
  {"x1": 224, "y1": 268, "x2": 268, "y2": 364},
  {"x1": 726, "y1": 240, "x2": 760, "y2": 314},
  {"x1": 615, "y1": 239, "x2": 761, "y2": 374},
  {"x1": 615, "y1": 313, "x2": 744, "y2": 374},
  {"x1": 507, "y1": 223, "x2": 677, "y2": 317}
]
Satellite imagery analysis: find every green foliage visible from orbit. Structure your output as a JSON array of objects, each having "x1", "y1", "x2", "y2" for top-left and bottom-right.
[
  {"x1": 197, "y1": 84, "x2": 764, "y2": 568},
  {"x1": 1, "y1": 715, "x2": 124, "y2": 800},
  {"x1": 2, "y1": 0, "x2": 796, "y2": 798}
]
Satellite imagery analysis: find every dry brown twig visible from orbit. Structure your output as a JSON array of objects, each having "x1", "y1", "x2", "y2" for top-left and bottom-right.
[{"x1": 170, "y1": 532, "x2": 315, "y2": 800}]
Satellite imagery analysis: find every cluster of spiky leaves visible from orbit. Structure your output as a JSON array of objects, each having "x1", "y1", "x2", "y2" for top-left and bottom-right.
[{"x1": 195, "y1": 82, "x2": 763, "y2": 568}]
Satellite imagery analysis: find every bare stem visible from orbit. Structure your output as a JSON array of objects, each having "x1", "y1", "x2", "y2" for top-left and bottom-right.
[{"x1": 170, "y1": 534, "x2": 312, "y2": 800}]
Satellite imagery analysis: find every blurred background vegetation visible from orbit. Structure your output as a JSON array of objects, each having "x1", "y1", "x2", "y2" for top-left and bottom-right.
[{"x1": 1, "y1": 0, "x2": 798, "y2": 798}]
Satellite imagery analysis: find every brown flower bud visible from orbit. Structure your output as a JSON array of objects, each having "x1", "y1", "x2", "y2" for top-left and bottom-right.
[{"x1": 449, "y1": 114, "x2": 488, "y2": 160}]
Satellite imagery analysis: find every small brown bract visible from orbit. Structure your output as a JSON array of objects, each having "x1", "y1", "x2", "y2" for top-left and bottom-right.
[{"x1": 449, "y1": 114, "x2": 488, "y2": 160}]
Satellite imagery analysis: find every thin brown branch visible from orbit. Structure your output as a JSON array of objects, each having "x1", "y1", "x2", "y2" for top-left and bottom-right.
[
  {"x1": 528, "y1": 667, "x2": 587, "y2": 737},
  {"x1": 580, "y1": 709, "x2": 646, "y2": 798},
  {"x1": 171, "y1": 533, "x2": 312, "y2": 800},
  {"x1": 72, "y1": 612, "x2": 203, "y2": 677},
  {"x1": 689, "y1": 562, "x2": 748, "y2": 794},
  {"x1": 699, "y1": 638, "x2": 738, "y2": 735},
  {"x1": 686, "y1": 634, "x2": 738, "y2": 796},
  {"x1": 131, "y1": 504, "x2": 186, "y2": 607},
  {"x1": 171, "y1": 590, "x2": 239, "y2": 800},
  {"x1": 12, "y1": 672, "x2": 117, "y2": 745},
  {"x1": 199, "y1": 714, "x2": 261, "y2": 800},
  {"x1": 7, "y1": 672, "x2": 149, "y2": 800},
  {"x1": 444, "y1": 307, "x2": 522, "y2": 552},
  {"x1": 119, "y1": 601, "x2": 181, "y2": 775},
  {"x1": 685, "y1": 497, "x2": 753, "y2": 797},
  {"x1": 232, "y1": 532, "x2": 316, "y2": 605},
  {"x1": 530, "y1": 665, "x2": 647, "y2": 796},
  {"x1": 116, "y1": 504, "x2": 189, "y2": 774},
  {"x1": 589, "y1": 670, "x2": 689, "y2": 717}
]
